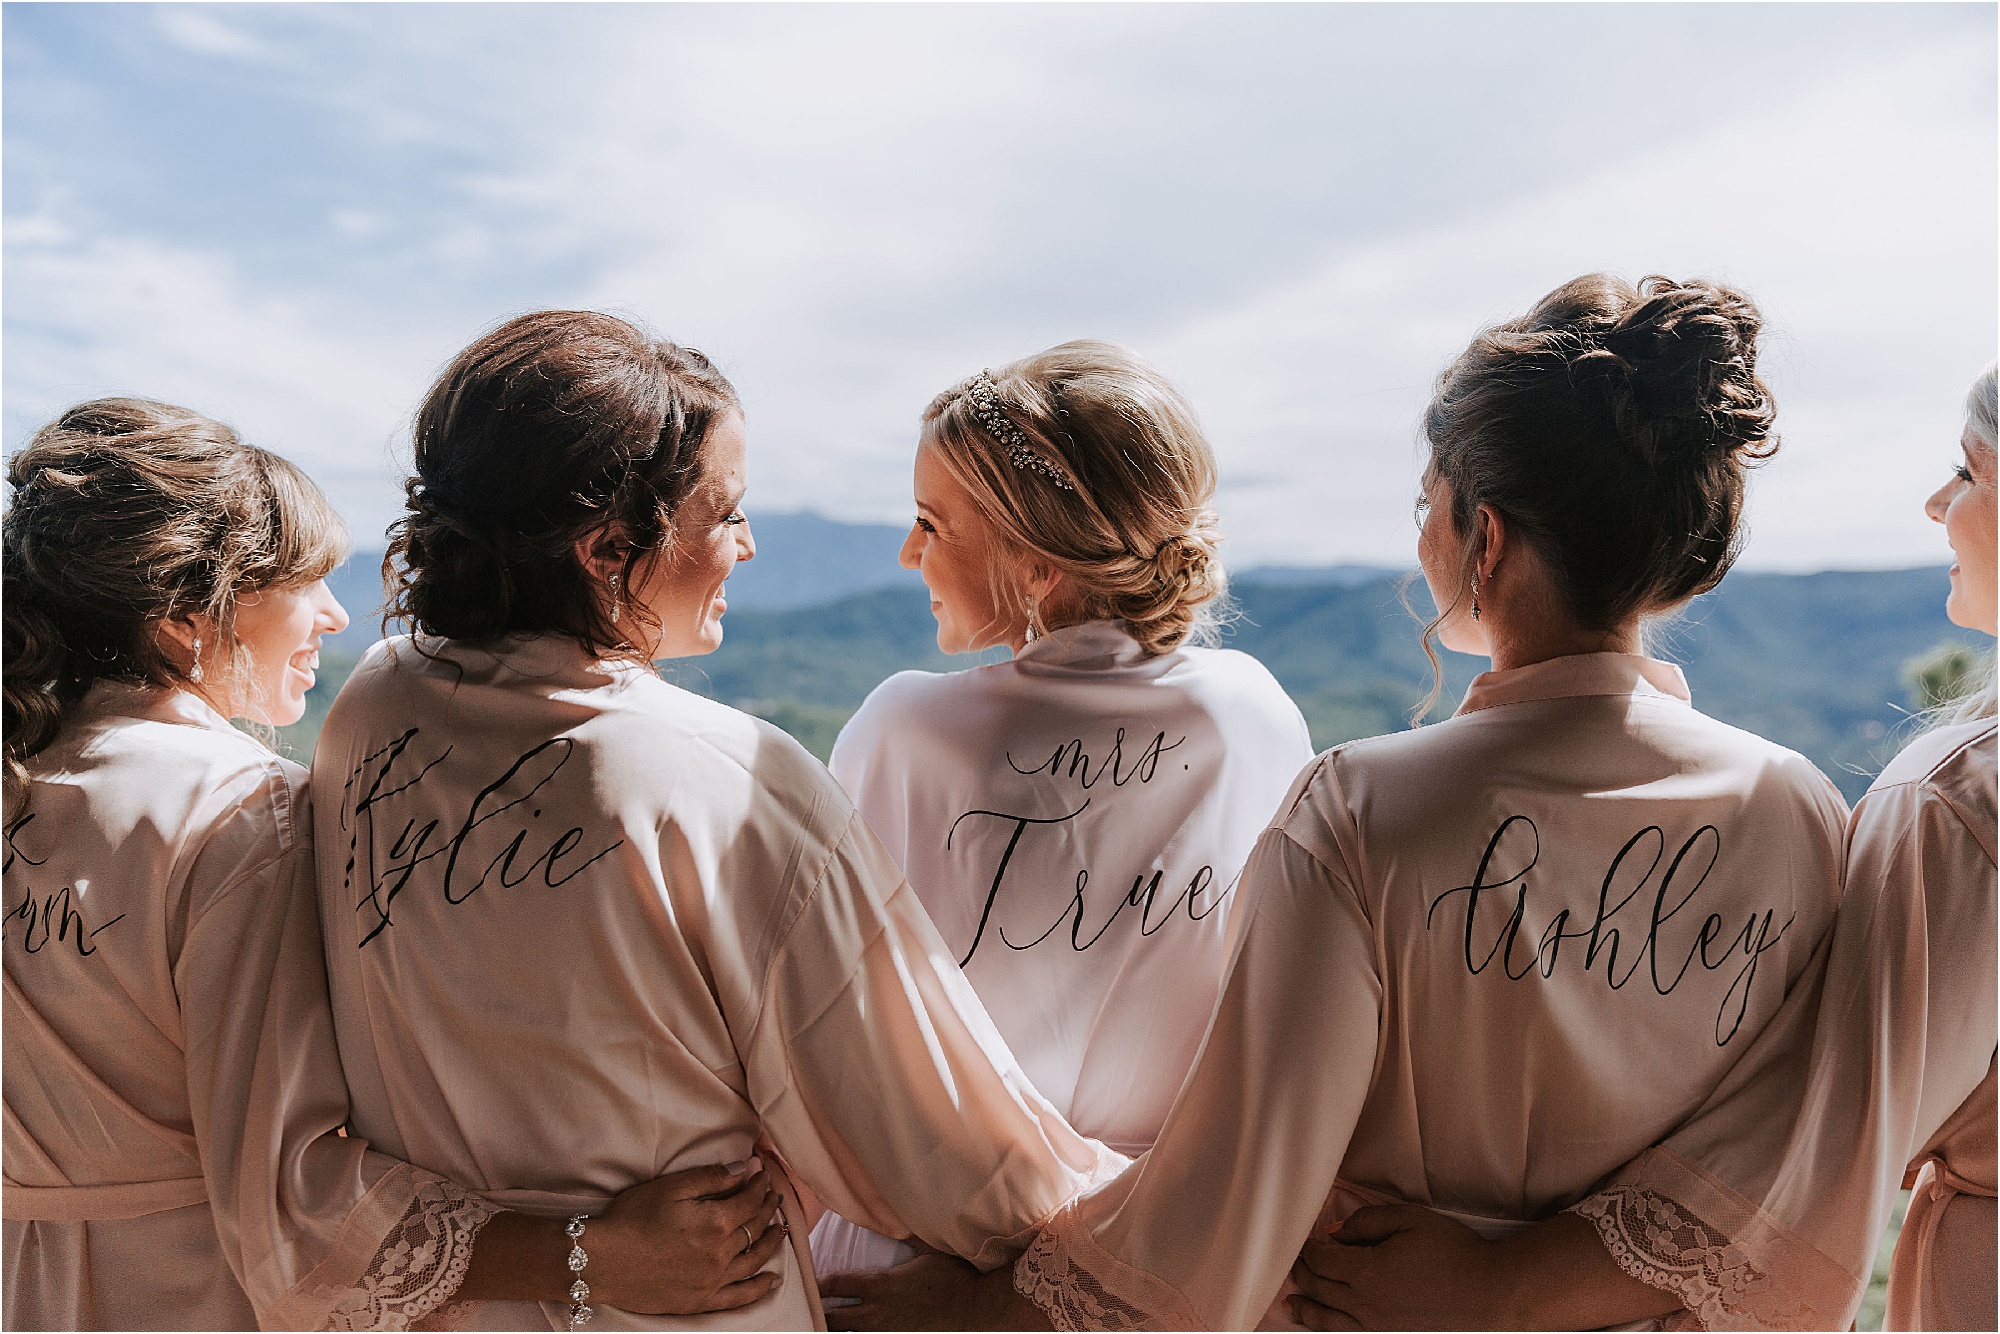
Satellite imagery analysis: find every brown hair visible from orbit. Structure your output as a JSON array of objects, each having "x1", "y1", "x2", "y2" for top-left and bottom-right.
[
  {"x1": 385, "y1": 310, "x2": 739, "y2": 656},
  {"x1": 1416, "y1": 274, "x2": 1779, "y2": 707},
  {"x1": 4, "y1": 398, "x2": 349, "y2": 791},
  {"x1": 923, "y1": 340, "x2": 1226, "y2": 656}
]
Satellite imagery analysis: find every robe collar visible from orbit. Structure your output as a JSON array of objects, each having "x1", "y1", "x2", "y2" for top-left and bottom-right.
[
  {"x1": 1010, "y1": 619, "x2": 1159, "y2": 677},
  {"x1": 73, "y1": 679, "x2": 241, "y2": 737},
  {"x1": 1455, "y1": 652, "x2": 1691, "y2": 718}
]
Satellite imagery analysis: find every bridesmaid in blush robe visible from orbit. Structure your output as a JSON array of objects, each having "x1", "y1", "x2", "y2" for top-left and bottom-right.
[
  {"x1": 4, "y1": 400, "x2": 782, "y2": 1331},
  {"x1": 928, "y1": 274, "x2": 1852, "y2": 1332},
  {"x1": 310, "y1": 312, "x2": 1123, "y2": 1331},
  {"x1": 1291, "y1": 362, "x2": 1998, "y2": 1332},
  {"x1": 808, "y1": 343, "x2": 1313, "y2": 1290}
]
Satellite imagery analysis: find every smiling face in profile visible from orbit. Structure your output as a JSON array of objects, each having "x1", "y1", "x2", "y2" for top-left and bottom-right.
[
  {"x1": 1927, "y1": 426, "x2": 1998, "y2": 637},
  {"x1": 226, "y1": 577, "x2": 350, "y2": 726},
  {"x1": 900, "y1": 440, "x2": 1021, "y2": 655},
  {"x1": 636, "y1": 410, "x2": 755, "y2": 660}
]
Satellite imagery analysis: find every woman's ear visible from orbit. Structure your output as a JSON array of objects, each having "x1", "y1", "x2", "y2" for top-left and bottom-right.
[
  {"x1": 572, "y1": 522, "x2": 634, "y2": 582},
  {"x1": 155, "y1": 614, "x2": 198, "y2": 658},
  {"x1": 152, "y1": 611, "x2": 216, "y2": 684},
  {"x1": 1473, "y1": 505, "x2": 1508, "y2": 584}
]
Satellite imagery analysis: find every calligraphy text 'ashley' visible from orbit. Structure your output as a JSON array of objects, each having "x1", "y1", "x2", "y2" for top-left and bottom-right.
[{"x1": 1425, "y1": 815, "x2": 1791, "y2": 1046}]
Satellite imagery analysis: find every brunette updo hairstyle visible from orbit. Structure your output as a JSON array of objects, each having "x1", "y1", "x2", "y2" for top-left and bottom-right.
[
  {"x1": 923, "y1": 341, "x2": 1226, "y2": 656},
  {"x1": 1420, "y1": 274, "x2": 1778, "y2": 681},
  {"x1": 4, "y1": 398, "x2": 349, "y2": 791},
  {"x1": 385, "y1": 310, "x2": 739, "y2": 654}
]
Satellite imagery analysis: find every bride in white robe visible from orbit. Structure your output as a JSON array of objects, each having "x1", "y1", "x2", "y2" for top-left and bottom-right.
[{"x1": 809, "y1": 344, "x2": 1313, "y2": 1282}]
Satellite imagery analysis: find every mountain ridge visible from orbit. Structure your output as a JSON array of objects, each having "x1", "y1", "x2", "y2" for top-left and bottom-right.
[{"x1": 294, "y1": 552, "x2": 1974, "y2": 804}]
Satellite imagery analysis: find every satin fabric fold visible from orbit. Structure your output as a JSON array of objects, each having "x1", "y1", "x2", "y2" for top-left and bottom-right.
[
  {"x1": 312, "y1": 636, "x2": 1123, "y2": 1330},
  {"x1": 1013, "y1": 653, "x2": 1847, "y2": 1331},
  {"x1": 812, "y1": 620, "x2": 1313, "y2": 1278}
]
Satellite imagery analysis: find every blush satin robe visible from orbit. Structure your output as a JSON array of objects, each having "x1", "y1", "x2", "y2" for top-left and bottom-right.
[
  {"x1": 4, "y1": 684, "x2": 492, "y2": 1331},
  {"x1": 311, "y1": 636, "x2": 1122, "y2": 1331},
  {"x1": 1575, "y1": 715, "x2": 1996, "y2": 1330},
  {"x1": 1009, "y1": 653, "x2": 1848, "y2": 1331}
]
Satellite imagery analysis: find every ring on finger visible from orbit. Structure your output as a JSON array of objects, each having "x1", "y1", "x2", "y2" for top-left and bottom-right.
[{"x1": 740, "y1": 1222, "x2": 755, "y2": 1252}]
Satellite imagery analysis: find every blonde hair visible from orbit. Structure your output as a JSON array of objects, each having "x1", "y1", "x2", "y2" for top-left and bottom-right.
[
  {"x1": 1941, "y1": 360, "x2": 1999, "y2": 725},
  {"x1": 4, "y1": 398, "x2": 349, "y2": 795},
  {"x1": 922, "y1": 341, "x2": 1226, "y2": 656}
]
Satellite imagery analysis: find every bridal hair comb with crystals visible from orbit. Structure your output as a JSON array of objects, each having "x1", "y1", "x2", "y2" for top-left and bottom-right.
[{"x1": 963, "y1": 371, "x2": 1075, "y2": 490}]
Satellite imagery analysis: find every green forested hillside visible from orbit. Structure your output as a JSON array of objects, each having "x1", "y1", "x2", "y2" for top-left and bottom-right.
[{"x1": 283, "y1": 566, "x2": 1977, "y2": 803}]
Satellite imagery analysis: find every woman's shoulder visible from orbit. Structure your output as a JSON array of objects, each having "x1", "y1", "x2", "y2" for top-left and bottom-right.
[
  {"x1": 340, "y1": 634, "x2": 845, "y2": 817},
  {"x1": 832, "y1": 668, "x2": 984, "y2": 767},
  {"x1": 1870, "y1": 716, "x2": 1996, "y2": 794},
  {"x1": 37, "y1": 686, "x2": 307, "y2": 859},
  {"x1": 1856, "y1": 717, "x2": 1997, "y2": 855},
  {"x1": 1300, "y1": 695, "x2": 1845, "y2": 824},
  {"x1": 1169, "y1": 643, "x2": 1292, "y2": 693},
  {"x1": 64, "y1": 683, "x2": 303, "y2": 787},
  {"x1": 845, "y1": 665, "x2": 1013, "y2": 734}
]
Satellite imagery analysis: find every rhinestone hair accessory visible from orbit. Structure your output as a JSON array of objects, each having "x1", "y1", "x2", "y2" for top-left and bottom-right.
[{"x1": 964, "y1": 371, "x2": 1075, "y2": 491}]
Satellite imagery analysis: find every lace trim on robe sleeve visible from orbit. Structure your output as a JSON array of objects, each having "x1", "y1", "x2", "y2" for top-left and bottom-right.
[
  {"x1": 1013, "y1": 1201, "x2": 1203, "y2": 1332},
  {"x1": 1567, "y1": 1148, "x2": 1861, "y2": 1332},
  {"x1": 263, "y1": 1165, "x2": 500, "y2": 1332},
  {"x1": 324, "y1": 1177, "x2": 498, "y2": 1331}
]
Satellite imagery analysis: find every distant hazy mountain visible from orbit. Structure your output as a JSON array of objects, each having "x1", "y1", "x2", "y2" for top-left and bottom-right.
[
  {"x1": 722, "y1": 512, "x2": 926, "y2": 608},
  {"x1": 325, "y1": 512, "x2": 922, "y2": 644},
  {"x1": 296, "y1": 536, "x2": 1974, "y2": 804},
  {"x1": 325, "y1": 515, "x2": 1406, "y2": 639},
  {"x1": 1233, "y1": 564, "x2": 1409, "y2": 586},
  {"x1": 656, "y1": 566, "x2": 1965, "y2": 800}
]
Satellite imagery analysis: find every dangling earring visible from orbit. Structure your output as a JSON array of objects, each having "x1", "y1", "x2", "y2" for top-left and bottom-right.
[
  {"x1": 1470, "y1": 576, "x2": 1481, "y2": 622},
  {"x1": 608, "y1": 572, "x2": 622, "y2": 624},
  {"x1": 190, "y1": 636, "x2": 205, "y2": 683},
  {"x1": 1024, "y1": 594, "x2": 1040, "y2": 643}
]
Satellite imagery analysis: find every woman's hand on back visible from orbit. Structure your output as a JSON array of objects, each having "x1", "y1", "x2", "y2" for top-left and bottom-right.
[
  {"x1": 588, "y1": 1158, "x2": 788, "y2": 1314},
  {"x1": 821, "y1": 1243, "x2": 1052, "y2": 1331},
  {"x1": 459, "y1": 1159, "x2": 787, "y2": 1314},
  {"x1": 1290, "y1": 1205, "x2": 1507, "y2": 1330},
  {"x1": 1289, "y1": 1204, "x2": 1680, "y2": 1331}
]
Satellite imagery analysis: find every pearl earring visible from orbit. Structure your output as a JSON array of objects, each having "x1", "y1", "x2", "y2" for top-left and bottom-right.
[{"x1": 190, "y1": 636, "x2": 205, "y2": 683}]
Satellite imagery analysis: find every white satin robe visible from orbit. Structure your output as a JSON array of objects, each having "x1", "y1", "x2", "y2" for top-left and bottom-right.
[
  {"x1": 1009, "y1": 653, "x2": 1848, "y2": 1331},
  {"x1": 4, "y1": 684, "x2": 489, "y2": 1332},
  {"x1": 810, "y1": 620, "x2": 1313, "y2": 1276},
  {"x1": 1574, "y1": 716, "x2": 1996, "y2": 1330},
  {"x1": 310, "y1": 636, "x2": 1121, "y2": 1332}
]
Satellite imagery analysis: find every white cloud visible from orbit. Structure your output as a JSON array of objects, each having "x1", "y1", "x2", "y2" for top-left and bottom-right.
[
  {"x1": 154, "y1": 8, "x2": 272, "y2": 62},
  {"x1": 4, "y1": 221, "x2": 441, "y2": 539},
  {"x1": 1149, "y1": 36, "x2": 1997, "y2": 570},
  {"x1": 6, "y1": 4, "x2": 1992, "y2": 574}
]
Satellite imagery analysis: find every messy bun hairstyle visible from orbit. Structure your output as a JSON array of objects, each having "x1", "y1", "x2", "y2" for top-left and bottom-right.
[
  {"x1": 1421, "y1": 273, "x2": 1777, "y2": 659},
  {"x1": 4, "y1": 398, "x2": 348, "y2": 792},
  {"x1": 385, "y1": 310, "x2": 739, "y2": 655},
  {"x1": 923, "y1": 341, "x2": 1226, "y2": 656}
]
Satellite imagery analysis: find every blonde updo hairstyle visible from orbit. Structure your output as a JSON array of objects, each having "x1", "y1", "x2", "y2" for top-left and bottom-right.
[
  {"x1": 4, "y1": 398, "x2": 349, "y2": 795},
  {"x1": 921, "y1": 340, "x2": 1226, "y2": 656}
]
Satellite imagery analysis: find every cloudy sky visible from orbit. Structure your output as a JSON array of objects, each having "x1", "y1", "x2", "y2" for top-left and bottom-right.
[{"x1": 5, "y1": 2, "x2": 1993, "y2": 571}]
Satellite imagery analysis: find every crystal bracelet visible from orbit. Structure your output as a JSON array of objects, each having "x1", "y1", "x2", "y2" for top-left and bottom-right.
[{"x1": 564, "y1": 1214, "x2": 593, "y2": 1328}]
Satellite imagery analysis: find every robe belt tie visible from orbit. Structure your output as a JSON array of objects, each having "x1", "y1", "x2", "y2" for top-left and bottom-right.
[
  {"x1": 1910, "y1": 1156, "x2": 1996, "y2": 1206},
  {"x1": 2, "y1": 1174, "x2": 208, "y2": 1221}
]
